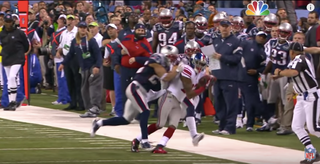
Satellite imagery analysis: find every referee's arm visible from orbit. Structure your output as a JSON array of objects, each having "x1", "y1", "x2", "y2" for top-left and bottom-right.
[{"x1": 304, "y1": 47, "x2": 320, "y2": 54}]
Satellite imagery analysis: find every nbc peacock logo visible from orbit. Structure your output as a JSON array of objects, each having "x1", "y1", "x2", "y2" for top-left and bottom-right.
[{"x1": 246, "y1": 0, "x2": 270, "y2": 16}]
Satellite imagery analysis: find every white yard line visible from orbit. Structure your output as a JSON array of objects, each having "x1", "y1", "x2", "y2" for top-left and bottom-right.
[
  {"x1": 0, "y1": 160, "x2": 225, "y2": 164},
  {"x1": 0, "y1": 106, "x2": 305, "y2": 164}
]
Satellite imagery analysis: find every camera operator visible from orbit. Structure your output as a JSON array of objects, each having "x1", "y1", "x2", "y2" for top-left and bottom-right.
[
  {"x1": 38, "y1": 13, "x2": 54, "y2": 90},
  {"x1": 0, "y1": 14, "x2": 30, "y2": 110}
]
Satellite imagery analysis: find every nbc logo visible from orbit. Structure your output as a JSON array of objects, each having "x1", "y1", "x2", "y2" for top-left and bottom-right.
[{"x1": 246, "y1": 0, "x2": 270, "y2": 16}]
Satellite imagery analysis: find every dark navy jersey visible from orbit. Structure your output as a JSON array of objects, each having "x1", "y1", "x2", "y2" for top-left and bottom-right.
[
  {"x1": 235, "y1": 32, "x2": 249, "y2": 41},
  {"x1": 133, "y1": 53, "x2": 168, "y2": 91},
  {"x1": 247, "y1": 27, "x2": 259, "y2": 38},
  {"x1": 197, "y1": 33, "x2": 212, "y2": 45},
  {"x1": 153, "y1": 21, "x2": 183, "y2": 52},
  {"x1": 265, "y1": 38, "x2": 291, "y2": 73}
]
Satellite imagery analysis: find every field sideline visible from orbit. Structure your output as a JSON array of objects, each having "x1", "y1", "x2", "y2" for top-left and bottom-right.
[{"x1": 0, "y1": 105, "x2": 308, "y2": 164}]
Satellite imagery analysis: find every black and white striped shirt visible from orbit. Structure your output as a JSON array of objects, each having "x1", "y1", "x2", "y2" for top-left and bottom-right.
[{"x1": 287, "y1": 54, "x2": 318, "y2": 94}]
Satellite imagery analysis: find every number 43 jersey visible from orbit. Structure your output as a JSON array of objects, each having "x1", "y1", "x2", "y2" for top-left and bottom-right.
[
  {"x1": 265, "y1": 38, "x2": 291, "y2": 74},
  {"x1": 133, "y1": 53, "x2": 169, "y2": 92},
  {"x1": 153, "y1": 21, "x2": 183, "y2": 52}
]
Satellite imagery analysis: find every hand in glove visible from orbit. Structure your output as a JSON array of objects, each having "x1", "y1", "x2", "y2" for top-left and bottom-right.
[{"x1": 176, "y1": 62, "x2": 185, "y2": 73}]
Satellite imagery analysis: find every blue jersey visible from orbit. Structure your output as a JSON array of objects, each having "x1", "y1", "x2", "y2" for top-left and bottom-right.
[
  {"x1": 153, "y1": 21, "x2": 183, "y2": 52},
  {"x1": 197, "y1": 33, "x2": 212, "y2": 45},
  {"x1": 265, "y1": 38, "x2": 291, "y2": 73},
  {"x1": 133, "y1": 53, "x2": 168, "y2": 91},
  {"x1": 247, "y1": 27, "x2": 259, "y2": 38},
  {"x1": 235, "y1": 32, "x2": 249, "y2": 41}
]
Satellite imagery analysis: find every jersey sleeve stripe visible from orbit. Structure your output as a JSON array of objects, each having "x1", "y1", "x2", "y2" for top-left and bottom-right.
[{"x1": 182, "y1": 67, "x2": 192, "y2": 78}]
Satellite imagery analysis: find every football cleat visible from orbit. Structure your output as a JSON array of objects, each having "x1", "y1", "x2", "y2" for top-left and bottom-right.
[
  {"x1": 192, "y1": 133, "x2": 204, "y2": 146},
  {"x1": 90, "y1": 118, "x2": 101, "y2": 137},
  {"x1": 152, "y1": 145, "x2": 167, "y2": 154},
  {"x1": 131, "y1": 138, "x2": 140, "y2": 152},
  {"x1": 140, "y1": 141, "x2": 153, "y2": 151}
]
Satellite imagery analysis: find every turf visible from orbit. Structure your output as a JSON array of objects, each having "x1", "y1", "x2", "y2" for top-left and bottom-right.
[
  {"x1": 0, "y1": 118, "x2": 242, "y2": 164},
  {"x1": 26, "y1": 90, "x2": 319, "y2": 151}
]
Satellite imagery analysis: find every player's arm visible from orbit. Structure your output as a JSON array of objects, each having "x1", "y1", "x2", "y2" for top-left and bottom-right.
[
  {"x1": 180, "y1": 75, "x2": 205, "y2": 99},
  {"x1": 304, "y1": 47, "x2": 320, "y2": 54},
  {"x1": 262, "y1": 40, "x2": 272, "y2": 74},
  {"x1": 152, "y1": 24, "x2": 159, "y2": 52},
  {"x1": 262, "y1": 61, "x2": 272, "y2": 74},
  {"x1": 277, "y1": 58, "x2": 304, "y2": 77},
  {"x1": 149, "y1": 63, "x2": 179, "y2": 82}
]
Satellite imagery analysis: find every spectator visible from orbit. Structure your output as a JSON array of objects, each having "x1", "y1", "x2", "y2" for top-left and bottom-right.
[
  {"x1": 56, "y1": 15, "x2": 84, "y2": 111},
  {"x1": 28, "y1": 9, "x2": 39, "y2": 30},
  {"x1": 85, "y1": 14, "x2": 95, "y2": 26},
  {"x1": 271, "y1": 26, "x2": 279, "y2": 39},
  {"x1": 59, "y1": 22, "x2": 103, "y2": 118},
  {"x1": 276, "y1": 8, "x2": 288, "y2": 20}
]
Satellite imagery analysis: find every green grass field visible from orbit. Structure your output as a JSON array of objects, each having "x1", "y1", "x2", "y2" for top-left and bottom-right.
[
  {"x1": 0, "y1": 118, "x2": 243, "y2": 164},
  {"x1": 26, "y1": 90, "x2": 320, "y2": 152}
]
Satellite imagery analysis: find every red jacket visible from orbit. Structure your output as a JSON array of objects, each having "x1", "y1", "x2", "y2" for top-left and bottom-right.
[{"x1": 120, "y1": 34, "x2": 152, "y2": 68}]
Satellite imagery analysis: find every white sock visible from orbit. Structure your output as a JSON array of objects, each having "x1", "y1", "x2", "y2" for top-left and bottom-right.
[
  {"x1": 136, "y1": 135, "x2": 142, "y2": 142},
  {"x1": 158, "y1": 136, "x2": 169, "y2": 146},
  {"x1": 237, "y1": 114, "x2": 242, "y2": 118},
  {"x1": 195, "y1": 113, "x2": 201, "y2": 120},
  {"x1": 97, "y1": 120, "x2": 103, "y2": 126},
  {"x1": 11, "y1": 93, "x2": 17, "y2": 102},
  {"x1": 186, "y1": 117, "x2": 197, "y2": 138},
  {"x1": 141, "y1": 139, "x2": 148, "y2": 143},
  {"x1": 306, "y1": 144, "x2": 315, "y2": 150}
]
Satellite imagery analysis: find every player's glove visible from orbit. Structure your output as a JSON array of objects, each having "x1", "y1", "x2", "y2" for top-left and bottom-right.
[
  {"x1": 205, "y1": 75, "x2": 216, "y2": 88},
  {"x1": 176, "y1": 62, "x2": 185, "y2": 73},
  {"x1": 173, "y1": 57, "x2": 181, "y2": 66}
]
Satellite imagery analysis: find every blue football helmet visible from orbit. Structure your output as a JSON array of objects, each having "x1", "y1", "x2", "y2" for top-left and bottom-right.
[{"x1": 191, "y1": 53, "x2": 208, "y2": 73}]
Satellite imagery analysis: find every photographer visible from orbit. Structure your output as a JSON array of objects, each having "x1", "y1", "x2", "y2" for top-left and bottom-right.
[{"x1": 37, "y1": 11, "x2": 55, "y2": 90}]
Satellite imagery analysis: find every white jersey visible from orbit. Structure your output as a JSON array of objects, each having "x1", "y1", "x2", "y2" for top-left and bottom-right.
[{"x1": 167, "y1": 64, "x2": 205, "y2": 103}]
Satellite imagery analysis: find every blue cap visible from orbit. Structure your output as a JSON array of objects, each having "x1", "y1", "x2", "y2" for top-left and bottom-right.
[
  {"x1": 134, "y1": 23, "x2": 145, "y2": 30},
  {"x1": 4, "y1": 14, "x2": 13, "y2": 21},
  {"x1": 78, "y1": 21, "x2": 87, "y2": 27},
  {"x1": 0, "y1": 12, "x2": 5, "y2": 16},
  {"x1": 220, "y1": 20, "x2": 231, "y2": 26}
]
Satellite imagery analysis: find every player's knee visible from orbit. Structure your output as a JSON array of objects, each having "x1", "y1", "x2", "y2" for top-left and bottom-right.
[
  {"x1": 8, "y1": 75, "x2": 16, "y2": 85},
  {"x1": 156, "y1": 122, "x2": 165, "y2": 128},
  {"x1": 291, "y1": 123, "x2": 303, "y2": 133}
]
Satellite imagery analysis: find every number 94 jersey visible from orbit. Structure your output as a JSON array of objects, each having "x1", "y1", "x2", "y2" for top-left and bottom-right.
[
  {"x1": 133, "y1": 53, "x2": 169, "y2": 92},
  {"x1": 153, "y1": 21, "x2": 183, "y2": 52},
  {"x1": 265, "y1": 38, "x2": 291, "y2": 74}
]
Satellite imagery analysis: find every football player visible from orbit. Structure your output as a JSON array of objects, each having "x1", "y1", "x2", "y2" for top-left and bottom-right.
[
  {"x1": 132, "y1": 47, "x2": 210, "y2": 153},
  {"x1": 258, "y1": 22, "x2": 293, "y2": 132},
  {"x1": 90, "y1": 53, "x2": 184, "y2": 150},
  {"x1": 194, "y1": 16, "x2": 212, "y2": 46},
  {"x1": 208, "y1": 12, "x2": 227, "y2": 36},
  {"x1": 260, "y1": 13, "x2": 278, "y2": 41},
  {"x1": 152, "y1": 9, "x2": 183, "y2": 53},
  {"x1": 231, "y1": 16, "x2": 248, "y2": 41}
]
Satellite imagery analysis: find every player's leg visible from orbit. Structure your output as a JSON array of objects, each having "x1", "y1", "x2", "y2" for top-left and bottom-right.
[
  {"x1": 5, "y1": 64, "x2": 21, "y2": 110},
  {"x1": 91, "y1": 99, "x2": 138, "y2": 137},
  {"x1": 236, "y1": 88, "x2": 244, "y2": 128},
  {"x1": 182, "y1": 97, "x2": 204, "y2": 146},
  {"x1": 153, "y1": 99, "x2": 182, "y2": 154},
  {"x1": 127, "y1": 82, "x2": 151, "y2": 148},
  {"x1": 258, "y1": 77, "x2": 278, "y2": 131},
  {"x1": 292, "y1": 96, "x2": 320, "y2": 163},
  {"x1": 132, "y1": 92, "x2": 172, "y2": 152}
]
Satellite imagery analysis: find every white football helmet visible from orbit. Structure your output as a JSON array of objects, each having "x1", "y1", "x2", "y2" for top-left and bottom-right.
[
  {"x1": 232, "y1": 16, "x2": 244, "y2": 32},
  {"x1": 263, "y1": 13, "x2": 278, "y2": 32},
  {"x1": 194, "y1": 16, "x2": 208, "y2": 34},
  {"x1": 160, "y1": 45, "x2": 179, "y2": 65},
  {"x1": 184, "y1": 40, "x2": 200, "y2": 56},
  {"x1": 159, "y1": 9, "x2": 173, "y2": 28},
  {"x1": 278, "y1": 23, "x2": 292, "y2": 41}
]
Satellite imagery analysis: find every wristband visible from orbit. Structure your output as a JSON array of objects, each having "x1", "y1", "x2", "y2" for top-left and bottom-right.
[{"x1": 194, "y1": 86, "x2": 206, "y2": 95}]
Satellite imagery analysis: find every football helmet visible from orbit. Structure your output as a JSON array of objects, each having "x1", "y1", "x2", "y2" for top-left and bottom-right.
[
  {"x1": 213, "y1": 12, "x2": 227, "y2": 23},
  {"x1": 263, "y1": 13, "x2": 278, "y2": 32},
  {"x1": 278, "y1": 23, "x2": 292, "y2": 41},
  {"x1": 159, "y1": 9, "x2": 173, "y2": 28},
  {"x1": 231, "y1": 16, "x2": 244, "y2": 32},
  {"x1": 194, "y1": 16, "x2": 208, "y2": 34},
  {"x1": 191, "y1": 53, "x2": 208, "y2": 74},
  {"x1": 184, "y1": 40, "x2": 200, "y2": 56},
  {"x1": 160, "y1": 45, "x2": 179, "y2": 65}
]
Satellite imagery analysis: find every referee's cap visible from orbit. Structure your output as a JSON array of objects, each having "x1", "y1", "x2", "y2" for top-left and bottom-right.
[{"x1": 289, "y1": 42, "x2": 304, "y2": 52}]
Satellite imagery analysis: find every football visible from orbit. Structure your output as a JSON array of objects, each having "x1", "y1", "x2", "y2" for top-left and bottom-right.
[{"x1": 198, "y1": 75, "x2": 216, "y2": 87}]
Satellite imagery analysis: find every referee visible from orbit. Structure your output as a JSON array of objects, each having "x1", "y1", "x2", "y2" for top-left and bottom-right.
[{"x1": 272, "y1": 42, "x2": 320, "y2": 164}]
